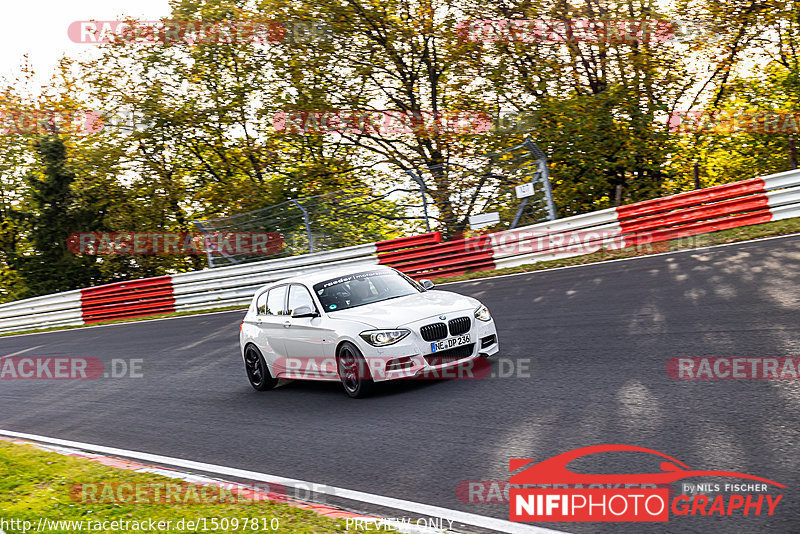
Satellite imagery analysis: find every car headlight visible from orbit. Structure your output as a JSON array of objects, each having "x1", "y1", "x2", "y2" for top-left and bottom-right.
[
  {"x1": 474, "y1": 304, "x2": 492, "y2": 322},
  {"x1": 359, "y1": 329, "x2": 411, "y2": 346}
]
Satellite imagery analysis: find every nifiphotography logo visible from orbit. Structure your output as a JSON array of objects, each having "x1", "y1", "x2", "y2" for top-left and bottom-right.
[{"x1": 509, "y1": 445, "x2": 785, "y2": 523}]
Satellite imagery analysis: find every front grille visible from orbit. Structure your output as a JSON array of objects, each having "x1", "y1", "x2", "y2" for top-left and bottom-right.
[
  {"x1": 424, "y1": 343, "x2": 475, "y2": 365},
  {"x1": 448, "y1": 317, "x2": 471, "y2": 336},
  {"x1": 481, "y1": 334, "x2": 497, "y2": 348},
  {"x1": 420, "y1": 323, "x2": 448, "y2": 341}
]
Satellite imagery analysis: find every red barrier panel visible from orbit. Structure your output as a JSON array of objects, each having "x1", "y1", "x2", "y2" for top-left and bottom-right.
[
  {"x1": 394, "y1": 254, "x2": 496, "y2": 280},
  {"x1": 378, "y1": 239, "x2": 490, "y2": 264},
  {"x1": 81, "y1": 276, "x2": 175, "y2": 323},
  {"x1": 624, "y1": 209, "x2": 773, "y2": 246},
  {"x1": 375, "y1": 231, "x2": 442, "y2": 253},
  {"x1": 614, "y1": 176, "x2": 775, "y2": 250},
  {"x1": 379, "y1": 236, "x2": 494, "y2": 279},
  {"x1": 616, "y1": 178, "x2": 766, "y2": 220},
  {"x1": 619, "y1": 194, "x2": 770, "y2": 234}
]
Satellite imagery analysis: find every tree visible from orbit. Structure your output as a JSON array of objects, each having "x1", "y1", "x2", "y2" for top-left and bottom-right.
[
  {"x1": 261, "y1": 0, "x2": 531, "y2": 236},
  {"x1": 11, "y1": 136, "x2": 103, "y2": 296}
]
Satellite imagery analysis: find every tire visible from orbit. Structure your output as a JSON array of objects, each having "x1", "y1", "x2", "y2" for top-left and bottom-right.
[
  {"x1": 337, "y1": 342, "x2": 375, "y2": 398},
  {"x1": 244, "y1": 345, "x2": 278, "y2": 391}
]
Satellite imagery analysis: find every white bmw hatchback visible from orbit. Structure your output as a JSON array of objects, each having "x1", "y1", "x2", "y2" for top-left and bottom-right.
[{"x1": 239, "y1": 265, "x2": 499, "y2": 397}]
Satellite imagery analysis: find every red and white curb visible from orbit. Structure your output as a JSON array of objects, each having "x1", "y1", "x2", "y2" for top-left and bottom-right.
[
  {"x1": 0, "y1": 430, "x2": 567, "y2": 534},
  {"x1": 0, "y1": 436, "x2": 372, "y2": 522}
]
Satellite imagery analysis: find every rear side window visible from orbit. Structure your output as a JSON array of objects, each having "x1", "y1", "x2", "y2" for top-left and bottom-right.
[
  {"x1": 265, "y1": 285, "x2": 287, "y2": 315},
  {"x1": 255, "y1": 291, "x2": 269, "y2": 314}
]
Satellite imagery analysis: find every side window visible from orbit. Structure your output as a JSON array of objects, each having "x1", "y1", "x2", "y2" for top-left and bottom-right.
[
  {"x1": 265, "y1": 285, "x2": 287, "y2": 315},
  {"x1": 255, "y1": 291, "x2": 269, "y2": 315},
  {"x1": 288, "y1": 285, "x2": 316, "y2": 315}
]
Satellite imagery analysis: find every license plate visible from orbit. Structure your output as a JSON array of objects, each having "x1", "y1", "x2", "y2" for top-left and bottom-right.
[{"x1": 431, "y1": 334, "x2": 471, "y2": 353}]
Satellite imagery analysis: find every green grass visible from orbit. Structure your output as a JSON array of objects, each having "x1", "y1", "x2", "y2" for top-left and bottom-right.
[
  {"x1": 432, "y1": 217, "x2": 800, "y2": 284},
  {"x1": 0, "y1": 440, "x2": 354, "y2": 533}
]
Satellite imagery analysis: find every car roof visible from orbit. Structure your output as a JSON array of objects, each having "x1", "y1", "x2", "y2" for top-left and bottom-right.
[{"x1": 258, "y1": 264, "x2": 397, "y2": 291}]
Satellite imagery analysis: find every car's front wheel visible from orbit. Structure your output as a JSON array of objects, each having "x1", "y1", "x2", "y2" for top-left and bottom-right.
[
  {"x1": 337, "y1": 342, "x2": 375, "y2": 398},
  {"x1": 244, "y1": 345, "x2": 278, "y2": 391}
]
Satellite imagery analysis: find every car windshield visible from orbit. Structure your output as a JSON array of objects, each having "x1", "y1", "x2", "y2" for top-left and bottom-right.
[{"x1": 313, "y1": 270, "x2": 421, "y2": 312}]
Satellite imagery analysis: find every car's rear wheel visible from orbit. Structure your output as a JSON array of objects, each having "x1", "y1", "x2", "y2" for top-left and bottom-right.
[
  {"x1": 337, "y1": 342, "x2": 375, "y2": 398},
  {"x1": 244, "y1": 345, "x2": 277, "y2": 391}
]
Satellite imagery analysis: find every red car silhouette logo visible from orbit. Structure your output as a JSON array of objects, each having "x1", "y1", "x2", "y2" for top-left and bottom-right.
[{"x1": 510, "y1": 444, "x2": 785, "y2": 487}]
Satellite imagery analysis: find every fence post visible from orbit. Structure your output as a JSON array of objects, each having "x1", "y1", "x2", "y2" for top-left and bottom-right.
[
  {"x1": 694, "y1": 162, "x2": 701, "y2": 189},
  {"x1": 405, "y1": 169, "x2": 432, "y2": 232},
  {"x1": 290, "y1": 199, "x2": 314, "y2": 253},
  {"x1": 522, "y1": 140, "x2": 557, "y2": 220}
]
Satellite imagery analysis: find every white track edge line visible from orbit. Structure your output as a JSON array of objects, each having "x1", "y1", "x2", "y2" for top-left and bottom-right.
[{"x1": 0, "y1": 429, "x2": 569, "y2": 534}]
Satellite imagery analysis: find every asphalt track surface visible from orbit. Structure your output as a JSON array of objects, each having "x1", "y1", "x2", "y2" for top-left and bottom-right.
[{"x1": 1, "y1": 235, "x2": 800, "y2": 533}]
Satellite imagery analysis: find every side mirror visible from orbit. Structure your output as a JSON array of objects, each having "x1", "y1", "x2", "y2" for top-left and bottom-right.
[
  {"x1": 292, "y1": 305, "x2": 319, "y2": 318},
  {"x1": 420, "y1": 279, "x2": 435, "y2": 290}
]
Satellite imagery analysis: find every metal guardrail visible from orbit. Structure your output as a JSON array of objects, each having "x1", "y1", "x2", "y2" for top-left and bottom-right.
[
  {"x1": 0, "y1": 291, "x2": 84, "y2": 334},
  {"x1": 490, "y1": 208, "x2": 623, "y2": 269},
  {"x1": 0, "y1": 169, "x2": 798, "y2": 335},
  {"x1": 170, "y1": 243, "x2": 379, "y2": 312},
  {"x1": 491, "y1": 168, "x2": 800, "y2": 269}
]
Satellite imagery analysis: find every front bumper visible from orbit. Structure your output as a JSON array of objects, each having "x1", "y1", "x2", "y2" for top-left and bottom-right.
[{"x1": 360, "y1": 313, "x2": 499, "y2": 382}]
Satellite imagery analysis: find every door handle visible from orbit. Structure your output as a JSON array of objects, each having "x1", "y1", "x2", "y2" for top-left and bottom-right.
[{"x1": 283, "y1": 321, "x2": 291, "y2": 328}]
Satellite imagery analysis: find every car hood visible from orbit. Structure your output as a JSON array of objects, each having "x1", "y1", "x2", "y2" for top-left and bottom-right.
[{"x1": 326, "y1": 290, "x2": 479, "y2": 328}]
